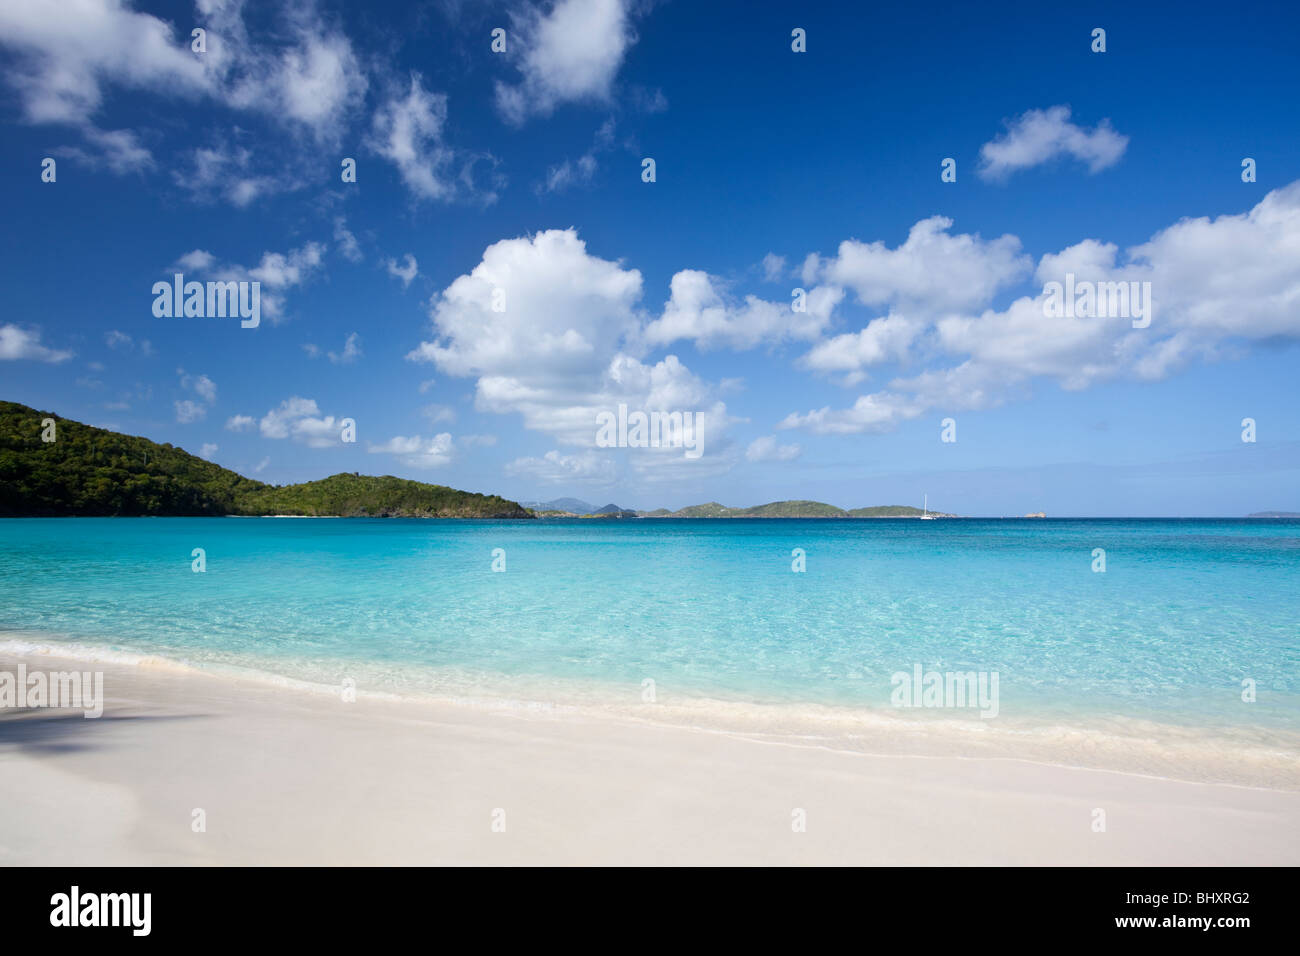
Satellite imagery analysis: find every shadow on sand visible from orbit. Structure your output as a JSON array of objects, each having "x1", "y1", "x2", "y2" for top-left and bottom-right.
[{"x1": 0, "y1": 707, "x2": 208, "y2": 755}]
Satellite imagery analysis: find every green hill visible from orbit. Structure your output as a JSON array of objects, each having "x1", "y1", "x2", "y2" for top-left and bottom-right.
[
  {"x1": 849, "y1": 505, "x2": 932, "y2": 517},
  {"x1": 672, "y1": 501, "x2": 734, "y2": 518},
  {"x1": 738, "y1": 499, "x2": 846, "y2": 517},
  {"x1": 0, "y1": 400, "x2": 531, "y2": 518}
]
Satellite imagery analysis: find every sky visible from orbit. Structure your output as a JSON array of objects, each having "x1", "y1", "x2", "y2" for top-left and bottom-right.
[{"x1": 1, "y1": 0, "x2": 1298, "y2": 516}]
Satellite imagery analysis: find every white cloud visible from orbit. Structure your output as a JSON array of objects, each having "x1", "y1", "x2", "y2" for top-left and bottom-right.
[
  {"x1": 538, "y1": 117, "x2": 615, "y2": 193},
  {"x1": 409, "y1": 228, "x2": 642, "y2": 387},
  {"x1": 782, "y1": 180, "x2": 1300, "y2": 434},
  {"x1": 370, "y1": 73, "x2": 497, "y2": 203},
  {"x1": 421, "y1": 404, "x2": 456, "y2": 424},
  {"x1": 799, "y1": 313, "x2": 920, "y2": 384},
  {"x1": 505, "y1": 449, "x2": 617, "y2": 484},
  {"x1": 541, "y1": 152, "x2": 598, "y2": 192},
  {"x1": 174, "y1": 242, "x2": 326, "y2": 323},
  {"x1": 407, "y1": 229, "x2": 737, "y2": 487},
  {"x1": 54, "y1": 125, "x2": 153, "y2": 174},
  {"x1": 200, "y1": 443, "x2": 218, "y2": 459},
  {"x1": 644, "y1": 270, "x2": 843, "y2": 350},
  {"x1": 172, "y1": 143, "x2": 289, "y2": 207},
  {"x1": 761, "y1": 253, "x2": 786, "y2": 282},
  {"x1": 0, "y1": 324, "x2": 71, "y2": 363},
  {"x1": 174, "y1": 399, "x2": 206, "y2": 424},
  {"x1": 328, "y1": 332, "x2": 362, "y2": 365},
  {"x1": 180, "y1": 371, "x2": 217, "y2": 404},
  {"x1": 819, "y1": 215, "x2": 1031, "y2": 314},
  {"x1": 779, "y1": 391, "x2": 923, "y2": 436},
  {"x1": 0, "y1": 0, "x2": 208, "y2": 125},
  {"x1": 225, "y1": 415, "x2": 255, "y2": 431},
  {"x1": 495, "y1": 0, "x2": 635, "y2": 124},
  {"x1": 191, "y1": 0, "x2": 367, "y2": 141},
  {"x1": 259, "y1": 396, "x2": 346, "y2": 447},
  {"x1": 176, "y1": 249, "x2": 216, "y2": 271},
  {"x1": 386, "y1": 254, "x2": 419, "y2": 287},
  {"x1": 368, "y1": 433, "x2": 454, "y2": 468},
  {"x1": 978, "y1": 105, "x2": 1129, "y2": 181},
  {"x1": 745, "y1": 436, "x2": 801, "y2": 462},
  {"x1": 333, "y1": 217, "x2": 362, "y2": 262},
  {"x1": 0, "y1": 0, "x2": 366, "y2": 146}
]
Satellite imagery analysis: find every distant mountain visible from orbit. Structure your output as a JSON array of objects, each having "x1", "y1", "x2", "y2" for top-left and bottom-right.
[
  {"x1": 519, "y1": 498, "x2": 635, "y2": 516},
  {"x1": 1248, "y1": 511, "x2": 1300, "y2": 517},
  {"x1": 637, "y1": 500, "x2": 955, "y2": 518},
  {"x1": 520, "y1": 497, "x2": 597, "y2": 514},
  {"x1": 0, "y1": 400, "x2": 532, "y2": 518}
]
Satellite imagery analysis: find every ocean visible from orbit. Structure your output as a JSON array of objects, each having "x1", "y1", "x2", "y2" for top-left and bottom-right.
[{"x1": 2, "y1": 517, "x2": 1297, "y2": 782}]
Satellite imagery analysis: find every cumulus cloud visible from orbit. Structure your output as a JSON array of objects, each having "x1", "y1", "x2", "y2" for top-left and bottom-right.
[
  {"x1": 421, "y1": 404, "x2": 456, "y2": 424},
  {"x1": 819, "y1": 216, "x2": 1031, "y2": 315},
  {"x1": 538, "y1": 117, "x2": 616, "y2": 193},
  {"x1": 386, "y1": 254, "x2": 419, "y2": 287},
  {"x1": 188, "y1": 0, "x2": 368, "y2": 141},
  {"x1": 258, "y1": 396, "x2": 347, "y2": 447},
  {"x1": 495, "y1": 0, "x2": 636, "y2": 124},
  {"x1": 305, "y1": 333, "x2": 362, "y2": 365},
  {"x1": 172, "y1": 143, "x2": 291, "y2": 207},
  {"x1": 181, "y1": 372, "x2": 217, "y2": 403},
  {"x1": 333, "y1": 218, "x2": 362, "y2": 262},
  {"x1": 0, "y1": 324, "x2": 72, "y2": 363},
  {"x1": 644, "y1": 271, "x2": 843, "y2": 350},
  {"x1": 54, "y1": 125, "x2": 154, "y2": 174},
  {"x1": 0, "y1": 0, "x2": 366, "y2": 152},
  {"x1": 761, "y1": 253, "x2": 786, "y2": 282},
  {"x1": 174, "y1": 399, "x2": 207, "y2": 424},
  {"x1": 225, "y1": 414, "x2": 255, "y2": 431},
  {"x1": 978, "y1": 105, "x2": 1128, "y2": 181},
  {"x1": 368, "y1": 433, "x2": 454, "y2": 468},
  {"x1": 370, "y1": 73, "x2": 496, "y2": 203},
  {"x1": 781, "y1": 181, "x2": 1300, "y2": 434},
  {"x1": 745, "y1": 436, "x2": 801, "y2": 462},
  {"x1": 408, "y1": 228, "x2": 733, "y2": 487},
  {"x1": 172, "y1": 241, "x2": 326, "y2": 323},
  {"x1": 0, "y1": 0, "x2": 208, "y2": 125},
  {"x1": 505, "y1": 449, "x2": 617, "y2": 484},
  {"x1": 174, "y1": 370, "x2": 217, "y2": 423},
  {"x1": 799, "y1": 314, "x2": 921, "y2": 385},
  {"x1": 329, "y1": 332, "x2": 362, "y2": 364},
  {"x1": 104, "y1": 329, "x2": 152, "y2": 354}
]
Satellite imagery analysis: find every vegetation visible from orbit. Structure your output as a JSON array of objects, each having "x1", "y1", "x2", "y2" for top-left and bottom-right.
[{"x1": 0, "y1": 401, "x2": 531, "y2": 518}]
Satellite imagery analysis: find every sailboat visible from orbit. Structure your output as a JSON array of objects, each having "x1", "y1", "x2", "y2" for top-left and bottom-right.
[{"x1": 920, "y1": 494, "x2": 936, "y2": 519}]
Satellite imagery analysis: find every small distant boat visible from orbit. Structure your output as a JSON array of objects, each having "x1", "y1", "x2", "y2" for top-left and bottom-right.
[{"x1": 921, "y1": 494, "x2": 936, "y2": 519}]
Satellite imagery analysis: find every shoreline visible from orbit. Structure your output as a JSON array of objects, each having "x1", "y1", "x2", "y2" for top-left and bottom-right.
[
  {"x1": 3, "y1": 647, "x2": 1299, "y2": 864},
  {"x1": 4, "y1": 634, "x2": 1298, "y2": 792}
]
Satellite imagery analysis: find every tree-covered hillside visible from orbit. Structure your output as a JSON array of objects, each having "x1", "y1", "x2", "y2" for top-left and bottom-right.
[{"x1": 0, "y1": 401, "x2": 531, "y2": 518}]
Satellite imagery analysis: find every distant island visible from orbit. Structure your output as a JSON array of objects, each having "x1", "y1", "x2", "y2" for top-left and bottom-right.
[
  {"x1": 524, "y1": 497, "x2": 957, "y2": 519},
  {"x1": 640, "y1": 500, "x2": 956, "y2": 518},
  {"x1": 1248, "y1": 511, "x2": 1300, "y2": 518},
  {"x1": 0, "y1": 400, "x2": 531, "y2": 518}
]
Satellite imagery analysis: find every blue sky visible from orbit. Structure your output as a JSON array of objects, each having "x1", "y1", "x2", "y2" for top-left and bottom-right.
[{"x1": 2, "y1": 0, "x2": 1298, "y2": 515}]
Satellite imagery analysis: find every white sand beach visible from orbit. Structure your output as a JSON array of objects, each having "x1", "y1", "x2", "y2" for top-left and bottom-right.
[{"x1": 2, "y1": 649, "x2": 1298, "y2": 866}]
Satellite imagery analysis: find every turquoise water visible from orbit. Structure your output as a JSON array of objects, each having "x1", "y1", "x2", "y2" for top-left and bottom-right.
[{"x1": 1, "y1": 517, "x2": 1297, "y2": 740}]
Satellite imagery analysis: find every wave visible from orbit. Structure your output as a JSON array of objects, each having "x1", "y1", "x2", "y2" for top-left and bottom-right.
[{"x1": 3, "y1": 631, "x2": 1298, "y2": 790}]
